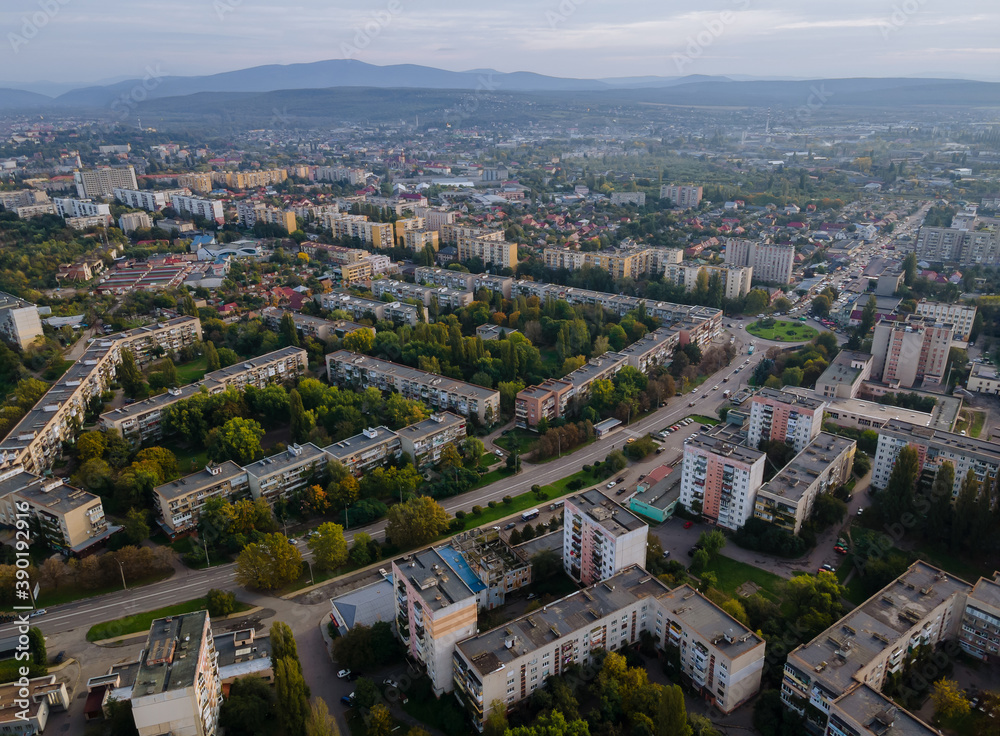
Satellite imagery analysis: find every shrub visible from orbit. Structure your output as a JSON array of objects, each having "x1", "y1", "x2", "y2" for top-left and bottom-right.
[
  {"x1": 454, "y1": 510, "x2": 466, "y2": 520},
  {"x1": 502, "y1": 495, "x2": 513, "y2": 505},
  {"x1": 488, "y1": 500, "x2": 498, "y2": 509},
  {"x1": 205, "y1": 588, "x2": 237, "y2": 618},
  {"x1": 472, "y1": 505, "x2": 483, "y2": 516}
]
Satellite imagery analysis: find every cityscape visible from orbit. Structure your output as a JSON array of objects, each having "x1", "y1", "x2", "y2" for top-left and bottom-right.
[{"x1": 1, "y1": 3, "x2": 1000, "y2": 736}]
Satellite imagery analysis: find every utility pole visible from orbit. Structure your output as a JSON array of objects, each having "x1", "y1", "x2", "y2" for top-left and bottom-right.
[
  {"x1": 118, "y1": 560, "x2": 127, "y2": 591},
  {"x1": 203, "y1": 536, "x2": 210, "y2": 567}
]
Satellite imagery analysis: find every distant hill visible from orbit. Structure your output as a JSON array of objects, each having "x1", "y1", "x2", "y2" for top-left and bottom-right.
[{"x1": 0, "y1": 87, "x2": 58, "y2": 110}]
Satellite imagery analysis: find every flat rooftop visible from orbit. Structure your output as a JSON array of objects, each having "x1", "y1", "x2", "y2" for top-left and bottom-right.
[
  {"x1": 568, "y1": 488, "x2": 646, "y2": 534},
  {"x1": 685, "y1": 434, "x2": 765, "y2": 465},
  {"x1": 328, "y1": 351, "x2": 498, "y2": 400},
  {"x1": 832, "y1": 685, "x2": 939, "y2": 736},
  {"x1": 325, "y1": 427, "x2": 398, "y2": 460},
  {"x1": 393, "y1": 546, "x2": 479, "y2": 612},
  {"x1": 754, "y1": 386, "x2": 827, "y2": 411},
  {"x1": 395, "y1": 412, "x2": 465, "y2": 442},
  {"x1": 153, "y1": 461, "x2": 247, "y2": 501},
  {"x1": 756, "y1": 433, "x2": 855, "y2": 505},
  {"x1": 882, "y1": 420, "x2": 1000, "y2": 461},
  {"x1": 633, "y1": 468, "x2": 681, "y2": 511},
  {"x1": 15, "y1": 476, "x2": 99, "y2": 515},
  {"x1": 971, "y1": 362, "x2": 999, "y2": 381},
  {"x1": 788, "y1": 561, "x2": 971, "y2": 696},
  {"x1": 969, "y1": 576, "x2": 1000, "y2": 611},
  {"x1": 135, "y1": 611, "x2": 209, "y2": 696},
  {"x1": 562, "y1": 352, "x2": 628, "y2": 388},
  {"x1": 330, "y1": 577, "x2": 397, "y2": 635},
  {"x1": 244, "y1": 442, "x2": 327, "y2": 477}
]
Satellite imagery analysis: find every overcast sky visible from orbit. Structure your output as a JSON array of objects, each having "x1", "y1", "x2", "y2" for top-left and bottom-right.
[{"x1": 4, "y1": 0, "x2": 999, "y2": 88}]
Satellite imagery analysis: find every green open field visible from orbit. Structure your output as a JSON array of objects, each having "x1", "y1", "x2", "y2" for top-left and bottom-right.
[
  {"x1": 702, "y1": 555, "x2": 786, "y2": 602},
  {"x1": 174, "y1": 355, "x2": 210, "y2": 385},
  {"x1": 747, "y1": 320, "x2": 818, "y2": 342}
]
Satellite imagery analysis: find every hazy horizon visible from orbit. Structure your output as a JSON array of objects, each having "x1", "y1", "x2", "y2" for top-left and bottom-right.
[{"x1": 3, "y1": 0, "x2": 998, "y2": 89}]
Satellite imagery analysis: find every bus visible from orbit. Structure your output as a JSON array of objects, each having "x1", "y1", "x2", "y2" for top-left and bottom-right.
[
  {"x1": 748, "y1": 344, "x2": 755, "y2": 355},
  {"x1": 521, "y1": 509, "x2": 540, "y2": 521}
]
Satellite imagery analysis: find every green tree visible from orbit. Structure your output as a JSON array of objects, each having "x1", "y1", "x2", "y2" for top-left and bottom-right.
[
  {"x1": 15, "y1": 377, "x2": 50, "y2": 411},
  {"x1": 656, "y1": 684, "x2": 692, "y2": 736},
  {"x1": 930, "y1": 678, "x2": 970, "y2": 719},
  {"x1": 349, "y1": 532, "x2": 374, "y2": 566},
  {"x1": 903, "y1": 252, "x2": 918, "y2": 286},
  {"x1": 275, "y1": 656, "x2": 310, "y2": 734},
  {"x1": 505, "y1": 710, "x2": 591, "y2": 736},
  {"x1": 811, "y1": 294, "x2": 832, "y2": 317},
  {"x1": 690, "y1": 548, "x2": 710, "y2": 574},
  {"x1": 208, "y1": 417, "x2": 265, "y2": 465},
  {"x1": 923, "y1": 461, "x2": 954, "y2": 543},
  {"x1": 220, "y1": 676, "x2": 275, "y2": 736},
  {"x1": 858, "y1": 295, "x2": 878, "y2": 336},
  {"x1": 235, "y1": 533, "x2": 303, "y2": 590},
  {"x1": 367, "y1": 703, "x2": 394, "y2": 736},
  {"x1": 353, "y1": 677, "x2": 380, "y2": 709},
  {"x1": 951, "y1": 468, "x2": 980, "y2": 552},
  {"x1": 205, "y1": 340, "x2": 221, "y2": 371},
  {"x1": 289, "y1": 389, "x2": 312, "y2": 443},
  {"x1": 76, "y1": 430, "x2": 107, "y2": 462},
  {"x1": 270, "y1": 621, "x2": 299, "y2": 665},
  {"x1": 343, "y1": 328, "x2": 375, "y2": 353},
  {"x1": 27, "y1": 626, "x2": 46, "y2": 666},
  {"x1": 876, "y1": 446, "x2": 918, "y2": 522},
  {"x1": 280, "y1": 312, "x2": 300, "y2": 347},
  {"x1": 483, "y1": 700, "x2": 509, "y2": 736},
  {"x1": 304, "y1": 698, "x2": 341, "y2": 736},
  {"x1": 697, "y1": 530, "x2": 726, "y2": 559},
  {"x1": 385, "y1": 496, "x2": 449, "y2": 548},
  {"x1": 117, "y1": 348, "x2": 146, "y2": 398},
  {"x1": 785, "y1": 573, "x2": 843, "y2": 639},
  {"x1": 123, "y1": 508, "x2": 150, "y2": 545},
  {"x1": 308, "y1": 522, "x2": 349, "y2": 571},
  {"x1": 205, "y1": 588, "x2": 237, "y2": 617}
]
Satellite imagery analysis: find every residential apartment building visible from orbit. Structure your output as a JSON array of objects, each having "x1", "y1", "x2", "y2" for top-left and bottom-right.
[
  {"x1": 316, "y1": 293, "x2": 422, "y2": 326},
  {"x1": 114, "y1": 188, "x2": 167, "y2": 212},
  {"x1": 870, "y1": 314, "x2": 954, "y2": 389},
  {"x1": 0, "y1": 675, "x2": 69, "y2": 734},
  {"x1": 453, "y1": 567, "x2": 765, "y2": 730},
  {"x1": 0, "y1": 469, "x2": 110, "y2": 555},
  {"x1": 543, "y1": 247, "x2": 655, "y2": 281},
  {"x1": 782, "y1": 561, "x2": 970, "y2": 734},
  {"x1": 724, "y1": 239, "x2": 795, "y2": 284},
  {"x1": 320, "y1": 213, "x2": 393, "y2": 248},
  {"x1": 74, "y1": 166, "x2": 138, "y2": 198},
  {"x1": 414, "y1": 268, "x2": 514, "y2": 298},
  {"x1": 0, "y1": 318, "x2": 202, "y2": 474},
  {"x1": 66, "y1": 215, "x2": 113, "y2": 230},
  {"x1": 392, "y1": 548, "x2": 480, "y2": 695},
  {"x1": 0, "y1": 188, "x2": 49, "y2": 210},
  {"x1": 680, "y1": 436, "x2": 766, "y2": 530},
  {"x1": 871, "y1": 420, "x2": 1000, "y2": 499},
  {"x1": 396, "y1": 412, "x2": 467, "y2": 469},
  {"x1": 458, "y1": 237, "x2": 518, "y2": 269},
  {"x1": 53, "y1": 197, "x2": 111, "y2": 219},
  {"x1": 563, "y1": 489, "x2": 647, "y2": 585},
  {"x1": 315, "y1": 166, "x2": 368, "y2": 185},
  {"x1": 747, "y1": 388, "x2": 827, "y2": 453},
  {"x1": 119, "y1": 211, "x2": 153, "y2": 233},
  {"x1": 515, "y1": 352, "x2": 627, "y2": 429},
  {"x1": 370, "y1": 279, "x2": 473, "y2": 310},
  {"x1": 412, "y1": 206, "x2": 456, "y2": 232},
  {"x1": 914, "y1": 225, "x2": 1000, "y2": 266},
  {"x1": 260, "y1": 308, "x2": 372, "y2": 342},
  {"x1": 176, "y1": 173, "x2": 213, "y2": 194},
  {"x1": 0, "y1": 291, "x2": 43, "y2": 349},
  {"x1": 244, "y1": 442, "x2": 328, "y2": 505},
  {"x1": 15, "y1": 202, "x2": 56, "y2": 218},
  {"x1": 440, "y1": 224, "x2": 504, "y2": 246},
  {"x1": 663, "y1": 263, "x2": 754, "y2": 300},
  {"x1": 476, "y1": 324, "x2": 520, "y2": 341},
  {"x1": 99, "y1": 347, "x2": 307, "y2": 443},
  {"x1": 814, "y1": 351, "x2": 873, "y2": 399},
  {"x1": 914, "y1": 300, "x2": 977, "y2": 342},
  {"x1": 753, "y1": 433, "x2": 856, "y2": 534},
  {"x1": 617, "y1": 326, "x2": 681, "y2": 374},
  {"x1": 610, "y1": 191, "x2": 646, "y2": 206},
  {"x1": 130, "y1": 611, "x2": 221, "y2": 736},
  {"x1": 960, "y1": 575, "x2": 1000, "y2": 662},
  {"x1": 171, "y1": 195, "x2": 224, "y2": 224},
  {"x1": 660, "y1": 184, "x2": 703, "y2": 209},
  {"x1": 214, "y1": 169, "x2": 287, "y2": 189},
  {"x1": 153, "y1": 462, "x2": 250, "y2": 535},
  {"x1": 402, "y1": 228, "x2": 440, "y2": 253},
  {"x1": 324, "y1": 427, "x2": 401, "y2": 476},
  {"x1": 235, "y1": 202, "x2": 296, "y2": 232},
  {"x1": 326, "y1": 351, "x2": 500, "y2": 423},
  {"x1": 967, "y1": 363, "x2": 1000, "y2": 395},
  {"x1": 452, "y1": 528, "x2": 532, "y2": 609}
]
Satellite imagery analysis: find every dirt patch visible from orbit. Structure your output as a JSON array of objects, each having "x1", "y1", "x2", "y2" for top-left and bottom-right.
[{"x1": 736, "y1": 581, "x2": 761, "y2": 598}]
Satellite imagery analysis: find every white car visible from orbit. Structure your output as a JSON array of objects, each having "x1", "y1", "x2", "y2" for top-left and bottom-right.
[
  {"x1": 606, "y1": 481, "x2": 616, "y2": 489},
  {"x1": 337, "y1": 669, "x2": 351, "y2": 679},
  {"x1": 494, "y1": 449, "x2": 503, "y2": 456}
]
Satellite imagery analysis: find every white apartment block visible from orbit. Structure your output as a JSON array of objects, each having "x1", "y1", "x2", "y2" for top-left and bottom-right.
[
  {"x1": 244, "y1": 442, "x2": 328, "y2": 505},
  {"x1": 871, "y1": 420, "x2": 1000, "y2": 499},
  {"x1": 395, "y1": 412, "x2": 467, "y2": 469},
  {"x1": 660, "y1": 184, "x2": 703, "y2": 209},
  {"x1": 154, "y1": 462, "x2": 250, "y2": 535},
  {"x1": 663, "y1": 263, "x2": 754, "y2": 300},
  {"x1": 915, "y1": 226, "x2": 1000, "y2": 267},
  {"x1": 324, "y1": 426, "x2": 401, "y2": 476},
  {"x1": 315, "y1": 166, "x2": 369, "y2": 185},
  {"x1": 66, "y1": 215, "x2": 113, "y2": 230},
  {"x1": 114, "y1": 188, "x2": 167, "y2": 212},
  {"x1": 0, "y1": 291, "x2": 43, "y2": 349},
  {"x1": 15, "y1": 203, "x2": 56, "y2": 218},
  {"x1": 75, "y1": 166, "x2": 138, "y2": 198},
  {"x1": 130, "y1": 611, "x2": 221, "y2": 736},
  {"x1": 0, "y1": 188, "x2": 49, "y2": 209},
  {"x1": 171, "y1": 194, "x2": 224, "y2": 224},
  {"x1": 563, "y1": 489, "x2": 647, "y2": 585},
  {"x1": 100, "y1": 347, "x2": 307, "y2": 444},
  {"x1": 680, "y1": 435, "x2": 767, "y2": 531},
  {"x1": 453, "y1": 567, "x2": 764, "y2": 730},
  {"x1": 747, "y1": 388, "x2": 827, "y2": 453},
  {"x1": 870, "y1": 314, "x2": 954, "y2": 389},
  {"x1": 393, "y1": 548, "x2": 480, "y2": 695},
  {"x1": 914, "y1": 300, "x2": 977, "y2": 342},
  {"x1": 724, "y1": 239, "x2": 795, "y2": 284},
  {"x1": 370, "y1": 279, "x2": 473, "y2": 310},
  {"x1": 413, "y1": 206, "x2": 456, "y2": 232},
  {"x1": 0, "y1": 318, "x2": 203, "y2": 475},
  {"x1": 610, "y1": 191, "x2": 646, "y2": 206},
  {"x1": 326, "y1": 351, "x2": 500, "y2": 423},
  {"x1": 440, "y1": 224, "x2": 505, "y2": 246},
  {"x1": 53, "y1": 197, "x2": 111, "y2": 219},
  {"x1": 316, "y1": 292, "x2": 422, "y2": 326},
  {"x1": 119, "y1": 211, "x2": 153, "y2": 233}
]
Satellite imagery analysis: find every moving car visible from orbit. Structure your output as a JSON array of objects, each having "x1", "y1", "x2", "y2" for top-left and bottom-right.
[
  {"x1": 504, "y1": 522, "x2": 516, "y2": 530},
  {"x1": 606, "y1": 481, "x2": 616, "y2": 489}
]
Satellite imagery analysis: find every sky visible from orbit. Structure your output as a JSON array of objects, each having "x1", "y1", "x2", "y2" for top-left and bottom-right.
[{"x1": 3, "y1": 0, "x2": 999, "y2": 91}]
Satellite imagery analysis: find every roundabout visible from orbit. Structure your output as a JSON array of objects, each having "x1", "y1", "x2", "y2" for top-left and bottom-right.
[{"x1": 745, "y1": 319, "x2": 818, "y2": 342}]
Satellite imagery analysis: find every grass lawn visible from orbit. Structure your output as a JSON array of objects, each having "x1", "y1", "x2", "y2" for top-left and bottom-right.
[
  {"x1": 494, "y1": 428, "x2": 539, "y2": 454},
  {"x1": 174, "y1": 355, "x2": 210, "y2": 385},
  {"x1": 160, "y1": 439, "x2": 209, "y2": 474},
  {"x1": 702, "y1": 555, "x2": 786, "y2": 602},
  {"x1": 473, "y1": 466, "x2": 517, "y2": 490},
  {"x1": 457, "y1": 468, "x2": 601, "y2": 531},
  {"x1": 969, "y1": 410, "x2": 986, "y2": 438},
  {"x1": 684, "y1": 414, "x2": 719, "y2": 426},
  {"x1": 87, "y1": 595, "x2": 252, "y2": 641},
  {"x1": 746, "y1": 320, "x2": 818, "y2": 342}
]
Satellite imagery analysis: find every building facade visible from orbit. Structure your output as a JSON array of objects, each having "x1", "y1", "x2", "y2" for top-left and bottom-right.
[
  {"x1": 870, "y1": 314, "x2": 954, "y2": 389},
  {"x1": 0, "y1": 291, "x2": 43, "y2": 349},
  {"x1": 171, "y1": 195, "x2": 225, "y2": 224},
  {"x1": 680, "y1": 436, "x2": 766, "y2": 530},
  {"x1": 153, "y1": 462, "x2": 250, "y2": 536},
  {"x1": 660, "y1": 184, "x2": 703, "y2": 208},
  {"x1": 914, "y1": 300, "x2": 977, "y2": 342},
  {"x1": 244, "y1": 443, "x2": 328, "y2": 505},
  {"x1": 747, "y1": 388, "x2": 827, "y2": 453},
  {"x1": 396, "y1": 413, "x2": 467, "y2": 469},
  {"x1": 563, "y1": 489, "x2": 648, "y2": 585},
  {"x1": 75, "y1": 166, "x2": 138, "y2": 198},
  {"x1": 724, "y1": 239, "x2": 795, "y2": 284}
]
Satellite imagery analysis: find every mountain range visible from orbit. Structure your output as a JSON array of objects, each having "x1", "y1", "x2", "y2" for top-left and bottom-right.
[{"x1": 0, "y1": 59, "x2": 997, "y2": 113}]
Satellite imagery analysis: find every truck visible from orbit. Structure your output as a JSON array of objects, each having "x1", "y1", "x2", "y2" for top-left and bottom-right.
[
  {"x1": 521, "y1": 509, "x2": 540, "y2": 521},
  {"x1": 723, "y1": 390, "x2": 731, "y2": 399}
]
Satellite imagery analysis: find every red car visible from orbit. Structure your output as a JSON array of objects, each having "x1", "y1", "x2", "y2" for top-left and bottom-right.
[{"x1": 683, "y1": 521, "x2": 694, "y2": 529}]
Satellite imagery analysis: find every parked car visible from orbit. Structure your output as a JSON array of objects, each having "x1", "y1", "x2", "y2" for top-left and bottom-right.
[
  {"x1": 383, "y1": 678, "x2": 400, "y2": 689},
  {"x1": 378, "y1": 568, "x2": 388, "y2": 578},
  {"x1": 504, "y1": 522, "x2": 516, "y2": 530},
  {"x1": 683, "y1": 521, "x2": 694, "y2": 529},
  {"x1": 337, "y1": 669, "x2": 351, "y2": 679},
  {"x1": 341, "y1": 695, "x2": 354, "y2": 706}
]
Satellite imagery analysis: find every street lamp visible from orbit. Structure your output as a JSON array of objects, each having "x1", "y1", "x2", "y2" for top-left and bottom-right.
[
  {"x1": 306, "y1": 559, "x2": 315, "y2": 586},
  {"x1": 117, "y1": 560, "x2": 127, "y2": 591}
]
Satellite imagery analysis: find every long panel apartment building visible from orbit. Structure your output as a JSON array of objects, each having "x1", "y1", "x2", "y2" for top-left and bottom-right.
[
  {"x1": 414, "y1": 267, "x2": 514, "y2": 298},
  {"x1": 244, "y1": 442, "x2": 328, "y2": 504},
  {"x1": 0, "y1": 317, "x2": 202, "y2": 474},
  {"x1": 326, "y1": 351, "x2": 500, "y2": 423},
  {"x1": 747, "y1": 387, "x2": 827, "y2": 453},
  {"x1": 663, "y1": 263, "x2": 753, "y2": 300},
  {"x1": 325, "y1": 426, "x2": 402, "y2": 476},
  {"x1": 260, "y1": 307, "x2": 373, "y2": 342},
  {"x1": 100, "y1": 347, "x2": 307, "y2": 443},
  {"x1": 320, "y1": 213, "x2": 394, "y2": 248},
  {"x1": 723, "y1": 239, "x2": 795, "y2": 284},
  {"x1": 370, "y1": 279, "x2": 473, "y2": 310},
  {"x1": 75, "y1": 166, "x2": 138, "y2": 198},
  {"x1": 515, "y1": 352, "x2": 627, "y2": 429},
  {"x1": 680, "y1": 435, "x2": 766, "y2": 530},
  {"x1": 171, "y1": 194, "x2": 224, "y2": 224},
  {"x1": 114, "y1": 188, "x2": 168, "y2": 212},
  {"x1": 870, "y1": 314, "x2": 954, "y2": 389},
  {"x1": 871, "y1": 420, "x2": 1000, "y2": 498},
  {"x1": 316, "y1": 292, "x2": 422, "y2": 326},
  {"x1": 154, "y1": 461, "x2": 250, "y2": 536},
  {"x1": 453, "y1": 566, "x2": 765, "y2": 730},
  {"x1": 396, "y1": 412, "x2": 467, "y2": 469},
  {"x1": 914, "y1": 225, "x2": 1000, "y2": 267},
  {"x1": 563, "y1": 489, "x2": 647, "y2": 585}
]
